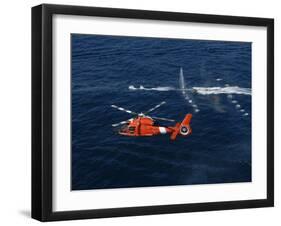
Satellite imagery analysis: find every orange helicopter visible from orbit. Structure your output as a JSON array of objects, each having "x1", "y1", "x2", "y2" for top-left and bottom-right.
[{"x1": 111, "y1": 101, "x2": 192, "y2": 140}]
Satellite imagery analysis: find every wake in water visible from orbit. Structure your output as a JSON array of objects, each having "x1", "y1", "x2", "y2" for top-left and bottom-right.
[
  {"x1": 128, "y1": 85, "x2": 251, "y2": 96},
  {"x1": 128, "y1": 68, "x2": 251, "y2": 116},
  {"x1": 128, "y1": 85, "x2": 175, "y2": 91},
  {"x1": 193, "y1": 86, "x2": 251, "y2": 95},
  {"x1": 179, "y1": 68, "x2": 200, "y2": 112}
]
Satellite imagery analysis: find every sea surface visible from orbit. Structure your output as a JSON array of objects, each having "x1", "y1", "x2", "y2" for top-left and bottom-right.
[{"x1": 71, "y1": 34, "x2": 252, "y2": 190}]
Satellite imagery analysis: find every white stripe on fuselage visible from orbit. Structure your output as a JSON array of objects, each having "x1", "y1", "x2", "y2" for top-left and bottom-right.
[{"x1": 159, "y1": 127, "x2": 167, "y2": 134}]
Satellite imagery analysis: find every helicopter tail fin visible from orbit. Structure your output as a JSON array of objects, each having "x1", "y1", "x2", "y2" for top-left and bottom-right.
[{"x1": 170, "y1": 114, "x2": 192, "y2": 140}]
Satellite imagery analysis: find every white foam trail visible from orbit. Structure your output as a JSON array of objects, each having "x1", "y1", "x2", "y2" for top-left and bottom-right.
[
  {"x1": 128, "y1": 85, "x2": 137, "y2": 90},
  {"x1": 129, "y1": 85, "x2": 251, "y2": 95},
  {"x1": 179, "y1": 67, "x2": 186, "y2": 95},
  {"x1": 129, "y1": 69, "x2": 251, "y2": 115},
  {"x1": 192, "y1": 86, "x2": 251, "y2": 95},
  {"x1": 128, "y1": 85, "x2": 175, "y2": 91},
  {"x1": 151, "y1": 87, "x2": 175, "y2": 91},
  {"x1": 179, "y1": 67, "x2": 200, "y2": 113}
]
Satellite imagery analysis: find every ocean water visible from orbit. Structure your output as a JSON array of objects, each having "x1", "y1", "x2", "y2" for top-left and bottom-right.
[{"x1": 71, "y1": 34, "x2": 252, "y2": 190}]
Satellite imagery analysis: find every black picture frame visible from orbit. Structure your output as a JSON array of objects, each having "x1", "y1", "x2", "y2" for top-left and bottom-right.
[{"x1": 32, "y1": 4, "x2": 274, "y2": 222}]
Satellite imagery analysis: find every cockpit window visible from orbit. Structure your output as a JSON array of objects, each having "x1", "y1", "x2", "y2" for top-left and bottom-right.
[{"x1": 128, "y1": 126, "x2": 135, "y2": 132}]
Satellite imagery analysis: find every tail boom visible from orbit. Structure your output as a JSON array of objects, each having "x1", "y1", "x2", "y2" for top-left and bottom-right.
[{"x1": 170, "y1": 114, "x2": 192, "y2": 140}]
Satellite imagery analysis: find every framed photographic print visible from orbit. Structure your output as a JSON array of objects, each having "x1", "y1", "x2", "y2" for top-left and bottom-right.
[{"x1": 32, "y1": 4, "x2": 274, "y2": 221}]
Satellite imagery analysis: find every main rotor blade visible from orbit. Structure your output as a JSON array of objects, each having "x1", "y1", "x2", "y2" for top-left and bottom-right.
[
  {"x1": 111, "y1": 105, "x2": 138, "y2": 115},
  {"x1": 112, "y1": 118, "x2": 134, "y2": 127},
  {"x1": 150, "y1": 116, "x2": 175, "y2": 122},
  {"x1": 144, "y1": 101, "x2": 166, "y2": 114}
]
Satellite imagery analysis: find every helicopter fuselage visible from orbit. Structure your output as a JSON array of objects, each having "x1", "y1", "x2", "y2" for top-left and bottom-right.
[
  {"x1": 119, "y1": 116, "x2": 172, "y2": 137},
  {"x1": 118, "y1": 114, "x2": 192, "y2": 140}
]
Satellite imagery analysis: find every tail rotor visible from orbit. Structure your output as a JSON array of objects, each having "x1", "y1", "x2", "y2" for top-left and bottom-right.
[{"x1": 170, "y1": 114, "x2": 192, "y2": 140}]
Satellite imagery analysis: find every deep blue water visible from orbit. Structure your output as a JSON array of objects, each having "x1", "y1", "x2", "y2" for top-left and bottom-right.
[{"x1": 71, "y1": 34, "x2": 252, "y2": 190}]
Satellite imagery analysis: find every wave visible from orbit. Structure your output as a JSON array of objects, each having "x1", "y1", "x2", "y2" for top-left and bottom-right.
[{"x1": 129, "y1": 85, "x2": 251, "y2": 95}]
